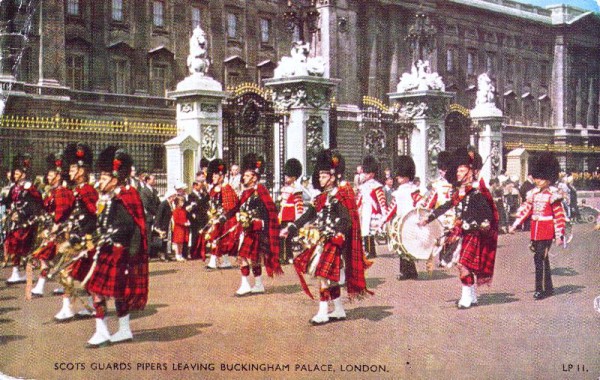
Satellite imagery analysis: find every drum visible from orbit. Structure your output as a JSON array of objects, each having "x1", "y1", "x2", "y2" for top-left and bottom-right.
[{"x1": 390, "y1": 208, "x2": 444, "y2": 260}]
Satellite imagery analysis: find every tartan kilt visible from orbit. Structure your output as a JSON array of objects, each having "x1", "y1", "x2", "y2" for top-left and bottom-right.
[
  {"x1": 32, "y1": 241, "x2": 57, "y2": 261},
  {"x1": 294, "y1": 242, "x2": 341, "y2": 282},
  {"x1": 125, "y1": 254, "x2": 149, "y2": 311},
  {"x1": 459, "y1": 232, "x2": 482, "y2": 273},
  {"x1": 86, "y1": 244, "x2": 128, "y2": 298},
  {"x1": 4, "y1": 226, "x2": 36, "y2": 261},
  {"x1": 69, "y1": 251, "x2": 93, "y2": 282},
  {"x1": 216, "y1": 219, "x2": 240, "y2": 256},
  {"x1": 237, "y1": 230, "x2": 260, "y2": 262}
]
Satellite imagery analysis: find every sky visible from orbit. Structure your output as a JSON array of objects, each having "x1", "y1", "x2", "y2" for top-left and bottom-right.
[{"x1": 513, "y1": 0, "x2": 600, "y2": 12}]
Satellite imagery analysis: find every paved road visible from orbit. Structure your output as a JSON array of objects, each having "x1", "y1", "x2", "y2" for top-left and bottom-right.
[{"x1": 1, "y1": 224, "x2": 599, "y2": 380}]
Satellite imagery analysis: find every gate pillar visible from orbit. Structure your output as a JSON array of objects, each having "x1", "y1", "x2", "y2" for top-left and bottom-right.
[
  {"x1": 265, "y1": 76, "x2": 340, "y2": 177},
  {"x1": 388, "y1": 90, "x2": 453, "y2": 185}
]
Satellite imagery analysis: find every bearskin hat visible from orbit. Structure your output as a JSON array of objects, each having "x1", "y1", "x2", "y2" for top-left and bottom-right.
[
  {"x1": 530, "y1": 152, "x2": 560, "y2": 184},
  {"x1": 46, "y1": 152, "x2": 64, "y2": 174},
  {"x1": 362, "y1": 155, "x2": 379, "y2": 175},
  {"x1": 199, "y1": 158, "x2": 209, "y2": 169},
  {"x1": 241, "y1": 153, "x2": 264, "y2": 178},
  {"x1": 311, "y1": 149, "x2": 344, "y2": 191},
  {"x1": 207, "y1": 158, "x2": 227, "y2": 180},
  {"x1": 63, "y1": 143, "x2": 93, "y2": 169},
  {"x1": 96, "y1": 146, "x2": 133, "y2": 182},
  {"x1": 444, "y1": 147, "x2": 483, "y2": 186},
  {"x1": 12, "y1": 153, "x2": 32, "y2": 173},
  {"x1": 283, "y1": 158, "x2": 302, "y2": 179},
  {"x1": 437, "y1": 151, "x2": 451, "y2": 171},
  {"x1": 395, "y1": 155, "x2": 416, "y2": 181}
]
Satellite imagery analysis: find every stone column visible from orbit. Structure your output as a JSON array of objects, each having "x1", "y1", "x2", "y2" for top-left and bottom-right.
[
  {"x1": 388, "y1": 90, "x2": 453, "y2": 185},
  {"x1": 38, "y1": 0, "x2": 66, "y2": 87},
  {"x1": 470, "y1": 99, "x2": 504, "y2": 184},
  {"x1": 166, "y1": 74, "x2": 228, "y2": 190},
  {"x1": 265, "y1": 76, "x2": 339, "y2": 177}
]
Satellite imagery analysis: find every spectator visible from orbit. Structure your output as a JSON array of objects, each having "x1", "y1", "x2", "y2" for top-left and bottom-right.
[
  {"x1": 383, "y1": 176, "x2": 394, "y2": 205},
  {"x1": 139, "y1": 174, "x2": 161, "y2": 258},
  {"x1": 226, "y1": 164, "x2": 242, "y2": 195},
  {"x1": 354, "y1": 165, "x2": 365, "y2": 189},
  {"x1": 171, "y1": 196, "x2": 190, "y2": 262},
  {"x1": 154, "y1": 189, "x2": 177, "y2": 261}
]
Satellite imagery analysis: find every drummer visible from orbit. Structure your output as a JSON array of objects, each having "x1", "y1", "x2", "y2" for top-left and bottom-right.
[{"x1": 386, "y1": 155, "x2": 422, "y2": 280}]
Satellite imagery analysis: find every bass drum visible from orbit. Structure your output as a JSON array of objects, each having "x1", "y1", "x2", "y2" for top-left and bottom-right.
[{"x1": 393, "y1": 208, "x2": 444, "y2": 260}]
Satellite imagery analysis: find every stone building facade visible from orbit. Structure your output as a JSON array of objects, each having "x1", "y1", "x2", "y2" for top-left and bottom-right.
[{"x1": 1, "y1": 0, "x2": 599, "y2": 176}]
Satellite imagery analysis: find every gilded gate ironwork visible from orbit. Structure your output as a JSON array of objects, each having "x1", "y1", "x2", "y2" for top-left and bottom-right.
[
  {"x1": 360, "y1": 96, "x2": 414, "y2": 177},
  {"x1": 223, "y1": 83, "x2": 278, "y2": 189},
  {"x1": 0, "y1": 115, "x2": 176, "y2": 179}
]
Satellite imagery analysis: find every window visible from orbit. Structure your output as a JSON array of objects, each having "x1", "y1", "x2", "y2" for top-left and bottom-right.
[
  {"x1": 540, "y1": 62, "x2": 549, "y2": 86},
  {"x1": 467, "y1": 51, "x2": 475, "y2": 76},
  {"x1": 67, "y1": 0, "x2": 79, "y2": 16},
  {"x1": 506, "y1": 58, "x2": 514, "y2": 78},
  {"x1": 486, "y1": 53, "x2": 495, "y2": 75},
  {"x1": 192, "y1": 7, "x2": 201, "y2": 29},
  {"x1": 227, "y1": 13, "x2": 237, "y2": 39},
  {"x1": 260, "y1": 18, "x2": 271, "y2": 44},
  {"x1": 113, "y1": 59, "x2": 129, "y2": 94},
  {"x1": 446, "y1": 48, "x2": 455, "y2": 73},
  {"x1": 523, "y1": 60, "x2": 532, "y2": 86},
  {"x1": 112, "y1": 0, "x2": 123, "y2": 21},
  {"x1": 66, "y1": 55, "x2": 85, "y2": 90},
  {"x1": 153, "y1": 1, "x2": 164, "y2": 27},
  {"x1": 150, "y1": 64, "x2": 168, "y2": 96}
]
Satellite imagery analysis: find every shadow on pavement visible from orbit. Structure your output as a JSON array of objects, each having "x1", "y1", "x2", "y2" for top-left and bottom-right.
[
  {"x1": 131, "y1": 303, "x2": 169, "y2": 320},
  {"x1": 269, "y1": 284, "x2": 302, "y2": 295},
  {"x1": 0, "y1": 318, "x2": 13, "y2": 324},
  {"x1": 475, "y1": 292, "x2": 520, "y2": 306},
  {"x1": 374, "y1": 253, "x2": 396, "y2": 259},
  {"x1": 551, "y1": 267, "x2": 579, "y2": 277},
  {"x1": 0, "y1": 296, "x2": 17, "y2": 301},
  {"x1": 149, "y1": 269, "x2": 179, "y2": 277},
  {"x1": 0, "y1": 335, "x2": 26, "y2": 346},
  {"x1": 133, "y1": 322, "x2": 212, "y2": 343},
  {"x1": 366, "y1": 277, "x2": 385, "y2": 289},
  {"x1": 346, "y1": 305, "x2": 394, "y2": 322},
  {"x1": 0, "y1": 307, "x2": 19, "y2": 316},
  {"x1": 554, "y1": 284, "x2": 585, "y2": 296},
  {"x1": 417, "y1": 271, "x2": 454, "y2": 281}
]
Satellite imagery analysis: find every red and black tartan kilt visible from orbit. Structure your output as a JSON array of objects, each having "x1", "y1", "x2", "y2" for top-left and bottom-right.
[
  {"x1": 124, "y1": 256, "x2": 149, "y2": 311},
  {"x1": 293, "y1": 242, "x2": 341, "y2": 282},
  {"x1": 69, "y1": 252, "x2": 93, "y2": 282},
  {"x1": 32, "y1": 241, "x2": 57, "y2": 261},
  {"x1": 216, "y1": 220, "x2": 240, "y2": 257},
  {"x1": 237, "y1": 230, "x2": 260, "y2": 262},
  {"x1": 459, "y1": 232, "x2": 482, "y2": 273},
  {"x1": 86, "y1": 244, "x2": 128, "y2": 298},
  {"x1": 4, "y1": 227, "x2": 36, "y2": 264}
]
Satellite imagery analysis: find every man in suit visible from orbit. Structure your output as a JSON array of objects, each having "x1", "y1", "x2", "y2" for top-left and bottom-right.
[
  {"x1": 154, "y1": 189, "x2": 177, "y2": 261},
  {"x1": 139, "y1": 174, "x2": 161, "y2": 259}
]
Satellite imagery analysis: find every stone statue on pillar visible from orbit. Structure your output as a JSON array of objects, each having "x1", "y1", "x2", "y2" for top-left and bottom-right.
[
  {"x1": 187, "y1": 26, "x2": 210, "y2": 76},
  {"x1": 273, "y1": 41, "x2": 326, "y2": 79},
  {"x1": 397, "y1": 60, "x2": 445, "y2": 93}
]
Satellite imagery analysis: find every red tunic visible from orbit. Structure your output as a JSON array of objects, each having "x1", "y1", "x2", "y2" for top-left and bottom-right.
[
  {"x1": 35, "y1": 185, "x2": 76, "y2": 261},
  {"x1": 206, "y1": 184, "x2": 240, "y2": 257},
  {"x1": 513, "y1": 187, "x2": 566, "y2": 241}
]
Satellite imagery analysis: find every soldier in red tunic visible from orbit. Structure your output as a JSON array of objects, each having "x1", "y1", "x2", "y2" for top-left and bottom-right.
[
  {"x1": 232, "y1": 153, "x2": 282, "y2": 296},
  {"x1": 204, "y1": 158, "x2": 239, "y2": 269},
  {"x1": 85, "y1": 147, "x2": 148, "y2": 347},
  {"x1": 281, "y1": 149, "x2": 372, "y2": 324},
  {"x1": 30, "y1": 153, "x2": 75, "y2": 297},
  {"x1": 509, "y1": 152, "x2": 565, "y2": 300},
  {"x1": 278, "y1": 158, "x2": 304, "y2": 264},
  {"x1": 54, "y1": 143, "x2": 98, "y2": 321},
  {"x1": 2, "y1": 153, "x2": 43, "y2": 284}
]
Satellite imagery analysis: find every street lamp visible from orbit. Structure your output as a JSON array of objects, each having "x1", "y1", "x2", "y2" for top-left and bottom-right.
[
  {"x1": 283, "y1": 0, "x2": 320, "y2": 42},
  {"x1": 405, "y1": 9, "x2": 437, "y2": 62}
]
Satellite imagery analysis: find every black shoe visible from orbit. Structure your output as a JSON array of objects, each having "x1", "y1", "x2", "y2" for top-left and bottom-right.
[
  {"x1": 397, "y1": 273, "x2": 418, "y2": 281},
  {"x1": 533, "y1": 291, "x2": 553, "y2": 300}
]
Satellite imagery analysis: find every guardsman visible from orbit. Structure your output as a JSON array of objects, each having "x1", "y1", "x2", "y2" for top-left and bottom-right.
[
  {"x1": 509, "y1": 152, "x2": 565, "y2": 300},
  {"x1": 30, "y1": 153, "x2": 75, "y2": 297},
  {"x1": 85, "y1": 146, "x2": 148, "y2": 347},
  {"x1": 357, "y1": 155, "x2": 388, "y2": 258},
  {"x1": 278, "y1": 158, "x2": 304, "y2": 264},
  {"x1": 281, "y1": 149, "x2": 372, "y2": 324},
  {"x1": 2, "y1": 153, "x2": 43, "y2": 284}
]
